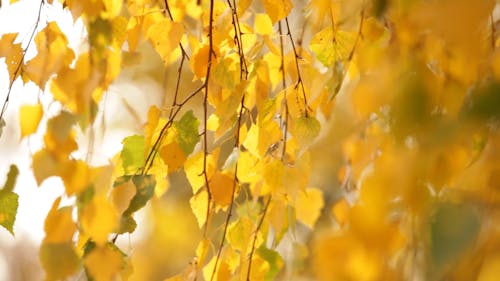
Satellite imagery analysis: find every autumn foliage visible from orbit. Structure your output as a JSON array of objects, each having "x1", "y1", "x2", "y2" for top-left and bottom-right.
[{"x1": 1, "y1": 0, "x2": 500, "y2": 280}]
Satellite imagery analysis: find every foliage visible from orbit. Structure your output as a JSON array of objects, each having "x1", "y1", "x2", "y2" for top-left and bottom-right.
[{"x1": 1, "y1": 0, "x2": 500, "y2": 280}]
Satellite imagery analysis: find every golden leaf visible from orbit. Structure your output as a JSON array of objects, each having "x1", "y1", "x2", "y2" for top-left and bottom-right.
[
  {"x1": 209, "y1": 171, "x2": 234, "y2": 207},
  {"x1": 261, "y1": 0, "x2": 293, "y2": 23},
  {"x1": 19, "y1": 103, "x2": 43, "y2": 138},
  {"x1": 44, "y1": 198, "x2": 76, "y2": 243},
  {"x1": 254, "y1": 13, "x2": 273, "y2": 35},
  {"x1": 84, "y1": 245, "x2": 123, "y2": 281},
  {"x1": 0, "y1": 33, "x2": 23, "y2": 83},
  {"x1": 81, "y1": 195, "x2": 119, "y2": 245},
  {"x1": 24, "y1": 22, "x2": 75, "y2": 89}
]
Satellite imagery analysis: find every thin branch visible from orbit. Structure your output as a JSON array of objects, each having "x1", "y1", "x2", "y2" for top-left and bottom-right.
[
  {"x1": 246, "y1": 196, "x2": 272, "y2": 281},
  {"x1": 200, "y1": 0, "x2": 217, "y2": 240},
  {"x1": 284, "y1": 17, "x2": 308, "y2": 116},
  {"x1": 491, "y1": 13, "x2": 496, "y2": 51},
  {"x1": 164, "y1": 0, "x2": 190, "y2": 60},
  {"x1": 0, "y1": 0, "x2": 44, "y2": 121},
  {"x1": 278, "y1": 21, "x2": 289, "y2": 161},
  {"x1": 210, "y1": 0, "x2": 249, "y2": 277}
]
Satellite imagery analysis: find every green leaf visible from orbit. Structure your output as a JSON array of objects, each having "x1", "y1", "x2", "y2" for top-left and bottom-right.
[
  {"x1": 112, "y1": 175, "x2": 154, "y2": 234},
  {"x1": 117, "y1": 215, "x2": 137, "y2": 234},
  {"x1": 174, "y1": 110, "x2": 200, "y2": 155},
  {"x1": 121, "y1": 135, "x2": 145, "y2": 174},
  {"x1": 114, "y1": 175, "x2": 155, "y2": 219},
  {"x1": 125, "y1": 175, "x2": 156, "y2": 216},
  {"x1": 461, "y1": 81, "x2": 500, "y2": 123},
  {"x1": 430, "y1": 202, "x2": 480, "y2": 270},
  {"x1": 2, "y1": 164, "x2": 18, "y2": 192},
  {"x1": 0, "y1": 190, "x2": 19, "y2": 235},
  {"x1": 257, "y1": 246, "x2": 284, "y2": 281}
]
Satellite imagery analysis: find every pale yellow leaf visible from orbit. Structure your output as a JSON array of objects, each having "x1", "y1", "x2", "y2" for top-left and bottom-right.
[
  {"x1": 295, "y1": 187, "x2": 324, "y2": 228},
  {"x1": 189, "y1": 189, "x2": 209, "y2": 228}
]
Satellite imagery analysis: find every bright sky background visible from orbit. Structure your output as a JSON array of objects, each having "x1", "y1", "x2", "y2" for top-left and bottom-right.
[{"x1": 0, "y1": 1, "x2": 165, "y2": 279}]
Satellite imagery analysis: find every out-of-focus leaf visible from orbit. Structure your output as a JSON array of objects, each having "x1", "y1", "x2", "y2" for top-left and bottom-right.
[
  {"x1": 40, "y1": 242, "x2": 80, "y2": 281},
  {"x1": 81, "y1": 195, "x2": 119, "y2": 245},
  {"x1": 0, "y1": 117, "x2": 5, "y2": 138},
  {"x1": 430, "y1": 202, "x2": 480, "y2": 270},
  {"x1": 257, "y1": 246, "x2": 284, "y2": 281},
  {"x1": 461, "y1": 81, "x2": 500, "y2": 123},
  {"x1": 123, "y1": 175, "x2": 156, "y2": 216},
  {"x1": 113, "y1": 175, "x2": 155, "y2": 234},
  {"x1": 23, "y1": 22, "x2": 74, "y2": 89},
  {"x1": 2, "y1": 164, "x2": 18, "y2": 193},
  {"x1": 120, "y1": 135, "x2": 145, "y2": 174},
  {"x1": 44, "y1": 197, "x2": 76, "y2": 243},
  {"x1": 261, "y1": 0, "x2": 293, "y2": 23},
  {"x1": 0, "y1": 190, "x2": 18, "y2": 235},
  {"x1": 84, "y1": 243, "x2": 123, "y2": 281},
  {"x1": 295, "y1": 187, "x2": 324, "y2": 228},
  {"x1": 174, "y1": 110, "x2": 200, "y2": 155}
]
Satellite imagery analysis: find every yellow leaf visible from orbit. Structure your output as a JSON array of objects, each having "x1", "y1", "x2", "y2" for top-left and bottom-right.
[
  {"x1": 227, "y1": 217, "x2": 262, "y2": 254},
  {"x1": 44, "y1": 197, "x2": 76, "y2": 243},
  {"x1": 185, "y1": 151, "x2": 218, "y2": 194},
  {"x1": 24, "y1": 22, "x2": 75, "y2": 89},
  {"x1": 19, "y1": 103, "x2": 43, "y2": 138},
  {"x1": 144, "y1": 105, "x2": 161, "y2": 155},
  {"x1": 51, "y1": 53, "x2": 99, "y2": 114},
  {"x1": 209, "y1": 171, "x2": 234, "y2": 207},
  {"x1": 310, "y1": 27, "x2": 356, "y2": 66},
  {"x1": 111, "y1": 179, "x2": 136, "y2": 215},
  {"x1": 60, "y1": 160, "x2": 92, "y2": 195},
  {"x1": 239, "y1": 254, "x2": 270, "y2": 281},
  {"x1": 0, "y1": 33, "x2": 23, "y2": 83},
  {"x1": 81, "y1": 196, "x2": 119, "y2": 245},
  {"x1": 102, "y1": 0, "x2": 122, "y2": 18},
  {"x1": 261, "y1": 0, "x2": 293, "y2": 23},
  {"x1": 332, "y1": 198, "x2": 349, "y2": 226},
  {"x1": 160, "y1": 141, "x2": 187, "y2": 173},
  {"x1": 85, "y1": 245, "x2": 123, "y2": 281},
  {"x1": 242, "y1": 120, "x2": 281, "y2": 158},
  {"x1": 148, "y1": 20, "x2": 183, "y2": 64},
  {"x1": 291, "y1": 115, "x2": 321, "y2": 148},
  {"x1": 149, "y1": 157, "x2": 170, "y2": 197},
  {"x1": 254, "y1": 13, "x2": 273, "y2": 35},
  {"x1": 189, "y1": 189, "x2": 209, "y2": 228},
  {"x1": 295, "y1": 187, "x2": 324, "y2": 228},
  {"x1": 32, "y1": 150, "x2": 58, "y2": 186},
  {"x1": 191, "y1": 44, "x2": 217, "y2": 79},
  {"x1": 202, "y1": 257, "x2": 232, "y2": 281},
  {"x1": 196, "y1": 238, "x2": 210, "y2": 269}
]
